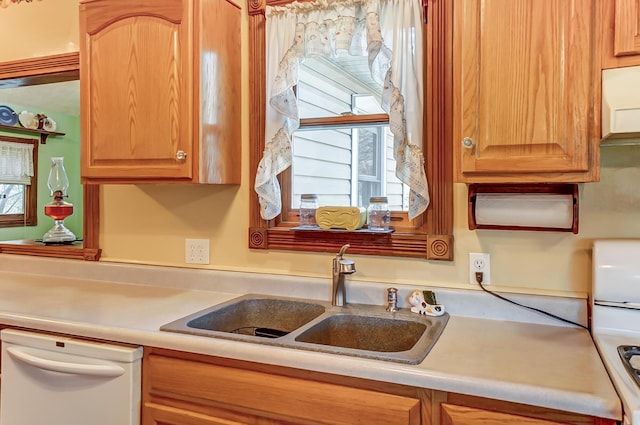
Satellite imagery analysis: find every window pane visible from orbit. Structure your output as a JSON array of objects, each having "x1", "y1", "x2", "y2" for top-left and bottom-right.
[
  {"x1": 294, "y1": 54, "x2": 409, "y2": 211},
  {"x1": 0, "y1": 184, "x2": 25, "y2": 215},
  {"x1": 292, "y1": 128, "x2": 352, "y2": 208},
  {"x1": 353, "y1": 94, "x2": 384, "y2": 115},
  {"x1": 291, "y1": 125, "x2": 408, "y2": 211},
  {"x1": 357, "y1": 128, "x2": 379, "y2": 179},
  {"x1": 298, "y1": 55, "x2": 383, "y2": 119}
]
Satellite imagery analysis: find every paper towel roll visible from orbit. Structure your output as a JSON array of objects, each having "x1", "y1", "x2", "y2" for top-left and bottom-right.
[{"x1": 474, "y1": 193, "x2": 574, "y2": 229}]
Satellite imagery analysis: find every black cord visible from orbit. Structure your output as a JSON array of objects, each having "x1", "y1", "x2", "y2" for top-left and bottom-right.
[{"x1": 474, "y1": 272, "x2": 588, "y2": 330}]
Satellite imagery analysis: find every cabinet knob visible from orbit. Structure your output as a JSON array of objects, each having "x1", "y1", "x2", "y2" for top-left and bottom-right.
[
  {"x1": 176, "y1": 150, "x2": 187, "y2": 161},
  {"x1": 462, "y1": 137, "x2": 474, "y2": 149}
]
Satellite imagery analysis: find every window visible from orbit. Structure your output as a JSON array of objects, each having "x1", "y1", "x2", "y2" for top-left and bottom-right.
[
  {"x1": 247, "y1": 0, "x2": 453, "y2": 260},
  {"x1": 0, "y1": 137, "x2": 37, "y2": 228},
  {"x1": 291, "y1": 57, "x2": 409, "y2": 212}
]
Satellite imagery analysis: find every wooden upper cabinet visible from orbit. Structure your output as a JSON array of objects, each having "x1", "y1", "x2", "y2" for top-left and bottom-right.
[
  {"x1": 614, "y1": 0, "x2": 640, "y2": 57},
  {"x1": 601, "y1": 0, "x2": 640, "y2": 68},
  {"x1": 453, "y1": 0, "x2": 599, "y2": 183},
  {"x1": 79, "y1": 0, "x2": 241, "y2": 184}
]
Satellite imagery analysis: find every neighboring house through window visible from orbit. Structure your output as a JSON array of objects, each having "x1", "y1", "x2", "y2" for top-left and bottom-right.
[
  {"x1": 292, "y1": 56, "x2": 409, "y2": 212},
  {"x1": 0, "y1": 136, "x2": 37, "y2": 227}
]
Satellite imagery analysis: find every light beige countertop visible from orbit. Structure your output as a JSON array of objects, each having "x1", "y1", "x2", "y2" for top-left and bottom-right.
[{"x1": 0, "y1": 255, "x2": 622, "y2": 421}]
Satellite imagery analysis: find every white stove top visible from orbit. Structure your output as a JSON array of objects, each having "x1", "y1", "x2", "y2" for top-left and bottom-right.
[
  {"x1": 592, "y1": 240, "x2": 640, "y2": 425},
  {"x1": 592, "y1": 313, "x2": 640, "y2": 424}
]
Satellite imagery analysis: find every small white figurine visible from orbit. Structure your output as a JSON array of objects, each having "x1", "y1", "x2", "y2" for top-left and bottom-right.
[{"x1": 409, "y1": 290, "x2": 445, "y2": 317}]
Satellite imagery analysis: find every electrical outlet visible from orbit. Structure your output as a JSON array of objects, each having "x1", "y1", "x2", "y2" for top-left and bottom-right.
[
  {"x1": 469, "y1": 252, "x2": 491, "y2": 285},
  {"x1": 185, "y1": 239, "x2": 210, "y2": 264}
]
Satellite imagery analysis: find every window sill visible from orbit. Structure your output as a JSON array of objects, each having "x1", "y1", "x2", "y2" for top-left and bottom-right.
[
  {"x1": 0, "y1": 239, "x2": 101, "y2": 261},
  {"x1": 290, "y1": 226, "x2": 394, "y2": 235},
  {"x1": 249, "y1": 226, "x2": 452, "y2": 260}
]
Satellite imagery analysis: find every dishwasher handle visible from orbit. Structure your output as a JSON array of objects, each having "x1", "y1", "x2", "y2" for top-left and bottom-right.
[{"x1": 6, "y1": 346, "x2": 125, "y2": 377}]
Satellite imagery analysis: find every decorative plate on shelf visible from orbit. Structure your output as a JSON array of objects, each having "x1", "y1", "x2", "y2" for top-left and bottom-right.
[
  {"x1": 0, "y1": 105, "x2": 18, "y2": 126},
  {"x1": 43, "y1": 117, "x2": 57, "y2": 132},
  {"x1": 18, "y1": 111, "x2": 39, "y2": 129}
]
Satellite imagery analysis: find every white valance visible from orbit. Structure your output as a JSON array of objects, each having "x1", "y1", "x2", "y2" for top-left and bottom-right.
[
  {"x1": 0, "y1": 141, "x2": 34, "y2": 185},
  {"x1": 255, "y1": 0, "x2": 429, "y2": 220}
]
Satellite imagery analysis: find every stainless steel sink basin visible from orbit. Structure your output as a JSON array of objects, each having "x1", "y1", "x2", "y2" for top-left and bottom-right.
[{"x1": 161, "y1": 294, "x2": 449, "y2": 364}]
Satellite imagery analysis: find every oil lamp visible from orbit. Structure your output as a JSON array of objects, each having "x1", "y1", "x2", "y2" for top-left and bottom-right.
[{"x1": 42, "y1": 157, "x2": 76, "y2": 244}]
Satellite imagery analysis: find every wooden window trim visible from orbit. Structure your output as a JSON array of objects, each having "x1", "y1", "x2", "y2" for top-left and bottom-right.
[
  {"x1": 248, "y1": 0, "x2": 454, "y2": 260},
  {"x1": 0, "y1": 136, "x2": 38, "y2": 227},
  {"x1": 0, "y1": 53, "x2": 101, "y2": 261}
]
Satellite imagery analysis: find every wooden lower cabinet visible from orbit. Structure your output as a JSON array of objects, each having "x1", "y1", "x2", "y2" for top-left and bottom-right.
[
  {"x1": 441, "y1": 404, "x2": 571, "y2": 425},
  {"x1": 142, "y1": 348, "x2": 422, "y2": 425},
  {"x1": 439, "y1": 394, "x2": 616, "y2": 425},
  {"x1": 145, "y1": 402, "x2": 258, "y2": 425},
  {"x1": 142, "y1": 348, "x2": 616, "y2": 425}
]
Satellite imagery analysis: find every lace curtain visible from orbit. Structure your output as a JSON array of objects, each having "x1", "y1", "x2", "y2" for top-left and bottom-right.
[
  {"x1": 0, "y1": 0, "x2": 42, "y2": 8},
  {"x1": 255, "y1": 0, "x2": 429, "y2": 220},
  {"x1": 0, "y1": 141, "x2": 34, "y2": 185}
]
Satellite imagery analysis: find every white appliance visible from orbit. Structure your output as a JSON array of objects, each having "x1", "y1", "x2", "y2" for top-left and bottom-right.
[
  {"x1": 602, "y1": 66, "x2": 640, "y2": 141},
  {"x1": 0, "y1": 329, "x2": 143, "y2": 425},
  {"x1": 592, "y1": 240, "x2": 640, "y2": 424}
]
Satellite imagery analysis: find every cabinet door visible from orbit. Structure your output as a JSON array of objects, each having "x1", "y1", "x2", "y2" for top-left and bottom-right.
[
  {"x1": 601, "y1": 0, "x2": 640, "y2": 69},
  {"x1": 453, "y1": 0, "x2": 598, "y2": 183},
  {"x1": 440, "y1": 404, "x2": 567, "y2": 425},
  {"x1": 614, "y1": 0, "x2": 640, "y2": 57},
  {"x1": 145, "y1": 403, "x2": 246, "y2": 425},
  {"x1": 80, "y1": 0, "x2": 193, "y2": 180}
]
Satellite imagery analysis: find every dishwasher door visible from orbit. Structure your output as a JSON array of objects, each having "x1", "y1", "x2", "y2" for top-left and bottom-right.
[{"x1": 0, "y1": 329, "x2": 143, "y2": 425}]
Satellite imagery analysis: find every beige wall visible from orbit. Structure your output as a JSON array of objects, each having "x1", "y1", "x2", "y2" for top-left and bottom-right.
[
  {"x1": 5, "y1": 1, "x2": 640, "y2": 298},
  {"x1": 99, "y1": 145, "x2": 640, "y2": 298},
  {"x1": 0, "y1": 1, "x2": 79, "y2": 62}
]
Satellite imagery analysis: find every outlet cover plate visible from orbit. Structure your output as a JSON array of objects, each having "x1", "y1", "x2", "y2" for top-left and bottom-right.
[
  {"x1": 469, "y1": 252, "x2": 491, "y2": 285},
  {"x1": 185, "y1": 239, "x2": 210, "y2": 265}
]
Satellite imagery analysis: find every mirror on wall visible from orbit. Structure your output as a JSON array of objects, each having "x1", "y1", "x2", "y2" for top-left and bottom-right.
[
  {"x1": 0, "y1": 52, "x2": 100, "y2": 260},
  {"x1": 0, "y1": 80, "x2": 82, "y2": 243}
]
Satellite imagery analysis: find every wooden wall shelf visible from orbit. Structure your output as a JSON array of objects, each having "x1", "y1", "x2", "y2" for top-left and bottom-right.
[{"x1": 0, "y1": 123, "x2": 65, "y2": 144}]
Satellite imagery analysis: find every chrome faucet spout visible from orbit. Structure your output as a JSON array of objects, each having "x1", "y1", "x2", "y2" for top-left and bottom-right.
[{"x1": 332, "y1": 244, "x2": 356, "y2": 306}]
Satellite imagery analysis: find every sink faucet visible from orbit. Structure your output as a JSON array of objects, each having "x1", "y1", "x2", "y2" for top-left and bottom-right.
[{"x1": 332, "y1": 244, "x2": 356, "y2": 306}]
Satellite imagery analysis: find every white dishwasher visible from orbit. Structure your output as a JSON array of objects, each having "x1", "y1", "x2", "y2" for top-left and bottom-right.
[{"x1": 0, "y1": 329, "x2": 143, "y2": 425}]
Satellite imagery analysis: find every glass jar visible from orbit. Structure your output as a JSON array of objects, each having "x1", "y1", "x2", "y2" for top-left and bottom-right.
[
  {"x1": 299, "y1": 194, "x2": 319, "y2": 227},
  {"x1": 367, "y1": 196, "x2": 390, "y2": 231}
]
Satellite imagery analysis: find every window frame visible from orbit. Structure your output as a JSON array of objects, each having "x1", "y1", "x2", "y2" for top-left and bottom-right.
[
  {"x1": 0, "y1": 135, "x2": 38, "y2": 228},
  {"x1": 248, "y1": 0, "x2": 453, "y2": 260}
]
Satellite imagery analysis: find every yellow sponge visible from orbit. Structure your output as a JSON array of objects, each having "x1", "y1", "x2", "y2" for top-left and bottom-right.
[{"x1": 316, "y1": 206, "x2": 366, "y2": 230}]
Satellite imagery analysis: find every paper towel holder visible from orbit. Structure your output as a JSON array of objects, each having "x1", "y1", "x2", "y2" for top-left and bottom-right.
[{"x1": 468, "y1": 183, "x2": 579, "y2": 234}]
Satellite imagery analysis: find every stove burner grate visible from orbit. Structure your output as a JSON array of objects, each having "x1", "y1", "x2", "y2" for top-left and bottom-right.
[{"x1": 618, "y1": 345, "x2": 640, "y2": 388}]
